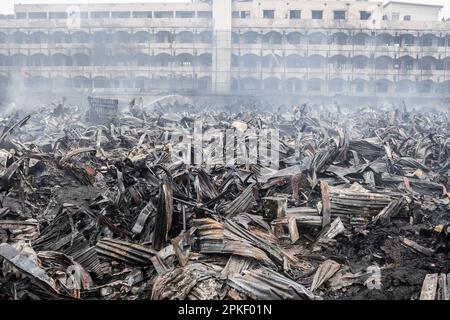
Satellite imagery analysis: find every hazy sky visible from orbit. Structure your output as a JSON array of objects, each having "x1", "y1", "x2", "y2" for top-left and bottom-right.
[{"x1": 0, "y1": 0, "x2": 449, "y2": 18}]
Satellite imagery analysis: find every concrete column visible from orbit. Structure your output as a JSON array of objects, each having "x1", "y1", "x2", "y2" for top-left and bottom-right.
[{"x1": 212, "y1": 0, "x2": 232, "y2": 94}]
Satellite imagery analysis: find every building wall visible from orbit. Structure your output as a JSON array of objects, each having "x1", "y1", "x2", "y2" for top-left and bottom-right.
[
  {"x1": 383, "y1": 2, "x2": 442, "y2": 22},
  {"x1": 0, "y1": 0, "x2": 449, "y2": 101}
]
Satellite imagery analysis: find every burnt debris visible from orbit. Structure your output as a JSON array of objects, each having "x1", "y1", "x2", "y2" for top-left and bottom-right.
[{"x1": 0, "y1": 98, "x2": 449, "y2": 300}]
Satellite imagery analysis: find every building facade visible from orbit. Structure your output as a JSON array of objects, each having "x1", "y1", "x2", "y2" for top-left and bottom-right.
[{"x1": 0, "y1": 0, "x2": 450, "y2": 101}]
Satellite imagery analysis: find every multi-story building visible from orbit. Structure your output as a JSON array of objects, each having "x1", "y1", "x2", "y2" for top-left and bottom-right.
[{"x1": 0, "y1": 0, "x2": 449, "y2": 102}]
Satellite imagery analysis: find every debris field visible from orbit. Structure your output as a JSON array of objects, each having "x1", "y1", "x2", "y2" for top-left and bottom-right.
[{"x1": 0, "y1": 98, "x2": 449, "y2": 300}]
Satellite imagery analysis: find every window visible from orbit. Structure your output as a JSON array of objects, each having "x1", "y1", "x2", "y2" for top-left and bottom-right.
[
  {"x1": 403, "y1": 15, "x2": 411, "y2": 21},
  {"x1": 360, "y1": 11, "x2": 371, "y2": 20},
  {"x1": 133, "y1": 11, "x2": 152, "y2": 18},
  {"x1": 240, "y1": 11, "x2": 250, "y2": 19},
  {"x1": 289, "y1": 10, "x2": 301, "y2": 19},
  {"x1": 334, "y1": 11, "x2": 346, "y2": 20},
  {"x1": 111, "y1": 11, "x2": 131, "y2": 19},
  {"x1": 392, "y1": 13, "x2": 400, "y2": 21},
  {"x1": 232, "y1": 11, "x2": 239, "y2": 18},
  {"x1": 80, "y1": 12, "x2": 89, "y2": 19},
  {"x1": 263, "y1": 10, "x2": 275, "y2": 19},
  {"x1": 154, "y1": 11, "x2": 173, "y2": 18},
  {"x1": 29, "y1": 12, "x2": 47, "y2": 19},
  {"x1": 16, "y1": 12, "x2": 27, "y2": 19},
  {"x1": 312, "y1": 10, "x2": 323, "y2": 20},
  {"x1": 49, "y1": 12, "x2": 68, "y2": 19},
  {"x1": 197, "y1": 11, "x2": 212, "y2": 18},
  {"x1": 176, "y1": 11, "x2": 195, "y2": 18},
  {"x1": 91, "y1": 11, "x2": 110, "y2": 19}
]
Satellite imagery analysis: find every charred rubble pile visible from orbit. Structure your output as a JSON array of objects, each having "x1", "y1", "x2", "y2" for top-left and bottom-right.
[{"x1": 0, "y1": 99, "x2": 449, "y2": 300}]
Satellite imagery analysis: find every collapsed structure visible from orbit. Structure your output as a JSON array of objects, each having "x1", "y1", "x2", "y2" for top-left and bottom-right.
[
  {"x1": 0, "y1": 98, "x2": 449, "y2": 300},
  {"x1": 0, "y1": 0, "x2": 449, "y2": 103}
]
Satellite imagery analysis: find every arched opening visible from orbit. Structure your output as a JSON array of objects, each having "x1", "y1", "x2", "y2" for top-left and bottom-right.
[
  {"x1": 198, "y1": 31, "x2": 212, "y2": 43},
  {"x1": 171, "y1": 75, "x2": 194, "y2": 90},
  {"x1": 155, "y1": 31, "x2": 172, "y2": 43},
  {"x1": 376, "y1": 33, "x2": 394, "y2": 46},
  {"x1": 52, "y1": 76, "x2": 71, "y2": 89},
  {"x1": 198, "y1": 53, "x2": 212, "y2": 67},
  {"x1": 375, "y1": 79, "x2": 391, "y2": 93},
  {"x1": 0, "y1": 75, "x2": 10, "y2": 88},
  {"x1": 416, "y1": 80, "x2": 434, "y2": 93},
  {"x1": 353, "y1": 55, "x2": 370, "y2": 69},
  {"x1": 29, "y1": 53, "x2": 49, "y2": 66},
  {"x1": 329, "y1": 78, "x2": 345, "y2": 92},
  {"x1": 399, "y1": 34, "x2": 415, "y2": 46},
  {"x1": 287, "y1": 32, "x2": 302, "y2": 45},
  {"x1": 133, "y1": 31, "x2": 150, "y2": 43},
  {"x1": 286, "y1": 54, "x2": 306, "y2": 68},
  {"x1": 73, "y1": 76, "x2": 92, "y2": 88},
  {"x1": 307, "y1": 79, "x2": 322, "y2": 92},
  {"x1": 263, "y1": 77, "x2": 281, "y2": 91},
  {"x1": 92, "y1": 53, "x2": 109, "y2": 66},
  {"x1": 329, "y1": 55, "x2": 347, "y2": 69},
  {"x1": 111, "y1": 53, "x2": 129, "y2": 66},
  {"x1": 352, "y1": 79, "x2": 367, "y2": 93},
  {"x1": 307, "y1": 55, "x2": 325, "y2": 68},
  {"x1": 444, "y1": 57, "x2": 450, "y2": 70},
  {"x1": 399, "y1": 55, "x2": 414, "y2": 70},
  {"x1": 375, "y1": 56, "x2": 392, "y2": 70},
  {"x1": 331, "y1": 32, "x2": 348, "y2": 45},
  {"x1": 12, "y1": 31, "x2": 27, "y2": 44},
  {"x1": 231, "y1": 77, "x2": 238, "y2": 90},
  {"x1": 134, "y1": 76, "x2": 150, "y2": 90},
  {"x1": 231, "y1": 54, "x2": 239, "y2": 67},
  {"x1": 232, "y1": 32, "x2": 239, "y2": 44},
  {"x1": 135, "y1": 53, "x2": 152, "y2": 67},
  {"x1": 51, "y1": 31, "x2": 70, "y2": 43},
  {"x1": 420, "y1": 56, "x2": 437, "y2": 71},
  {"x1": 285, "y1": 78, "x2": 302, "y2": 93},
  {"x1": 0, "y1": 32, "x2": 6, "y2": 44},
  {"x1": 26, "y1": 76, "x2": 49, "y2": 88},
  {"x1": 240, "y1": 54, "x2": 260, "y2": 68},
  {"x1": 72, "y1": 31, "x2": 90, "y2": 43},
  {"x1": 353, "y1": 33, "x2": 370, "y2": 46},
  {"x1": 308, "y1": 32, "x2": 326, "y2": 45},
  {"x1": 198, "y1": 76, "x2": 211, "y2": 90},
  {"x1": 29, "y1": 31, "x2": 47, "y2": 44},
  {"x1": 175, "y1": 31, "x2": 194, "y2": 43},
  {"x1": 262, "y1": 31, "x2": 282, "y2": 44},
  {"x1": 113, "y1": 76, "x2": 133, "y2": 88},
  {"x1": 420, "y1": 34, "x2": 435, "y2": 47},
  {"x1": 92, "y1": 31, "x2": 109, "y2": 43},
  {"x1": 438, "y1": 80, "x2": 450, "y2": 94},
  {"x1": 262, "y1": 54, "x2": 281, "y2": 68},
  {"x1": 154, "y1": 53, "x2": 172, "y2": 67},
  {"x1": 242, "y1": 32, "x2": 259, "y2": 44},
  {"x1": 175, "y1": 53, "x2": 193, "y2": 67},
  {"x1": 240, "y1": 77, "x2": 260, "y2": 90},
  {"x1": 72, "y1": 53, "x2": 91, "y2": 66},
  {"x1": 11, "y1": 54, "x2": 28, "y2": 66},
  {"x1": 51, "y1": 53, "x2": 71, "y2": 66},
  {"x1": 93, "y1": 76, "x2": 111, "y2": 88},
  {"x1": 112, "y1": 31, "x2": 130, "y2": 43},
  {"x1": 397, "y1": 79, "x2": 414, "y2": 93},
  {"x1": 0, "y1": 54, "x2": 10, "y2": 66}
]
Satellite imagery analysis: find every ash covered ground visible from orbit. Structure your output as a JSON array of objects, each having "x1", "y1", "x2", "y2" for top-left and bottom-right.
[{"x1": 0, "y1": 97, "x2": 449, "y2": 300}]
